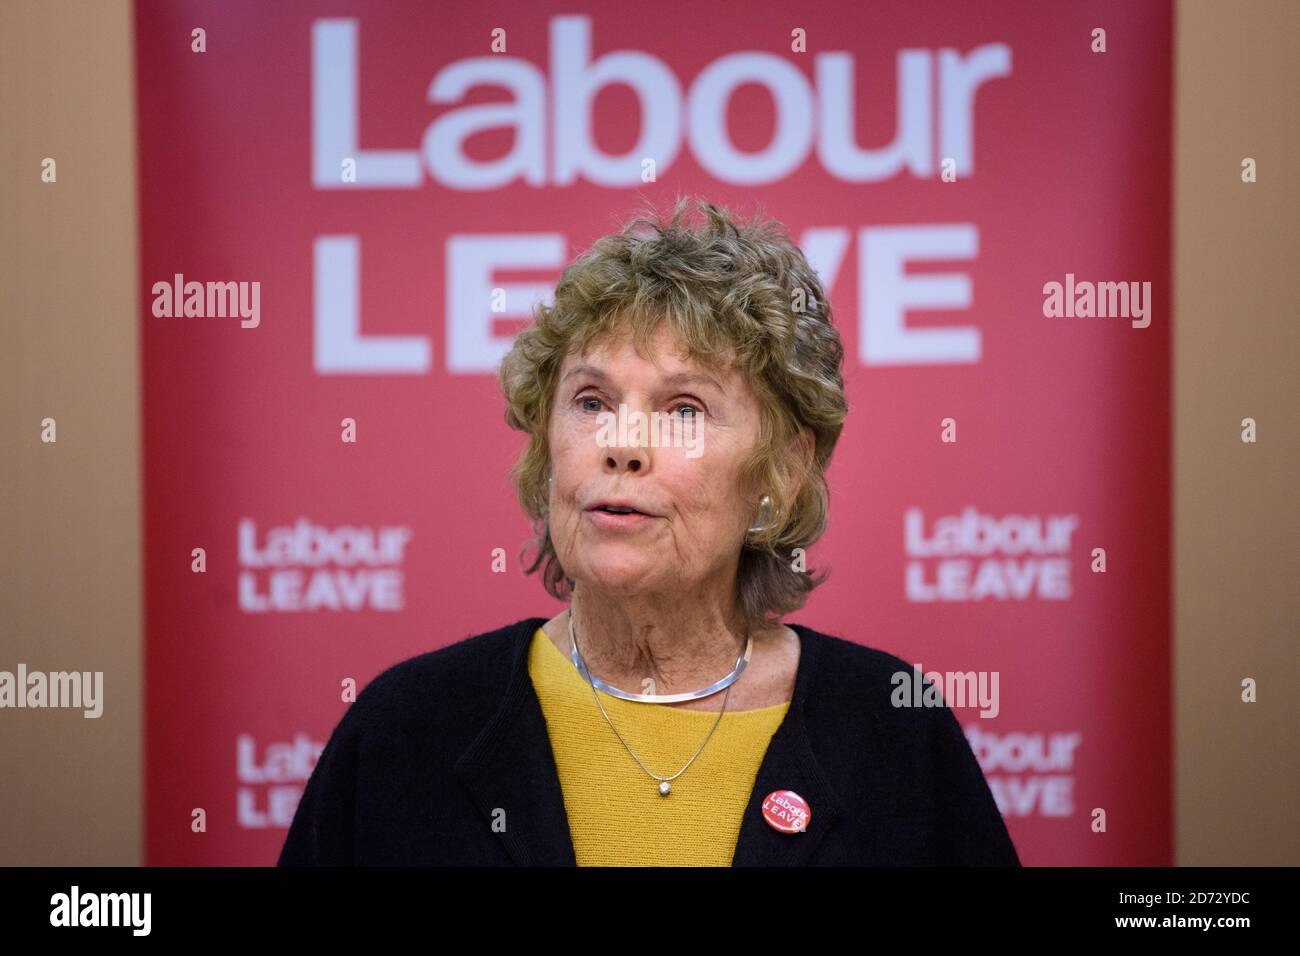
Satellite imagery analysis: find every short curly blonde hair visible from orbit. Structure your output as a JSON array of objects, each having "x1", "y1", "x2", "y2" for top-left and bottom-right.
[{"x1": 497, "y1": 195, "x2": 848, "y2": 633}]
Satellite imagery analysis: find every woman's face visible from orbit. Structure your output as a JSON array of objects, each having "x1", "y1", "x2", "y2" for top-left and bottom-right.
[{"x1": 546, "y1": 324, "x2": 764, "y2": 599}]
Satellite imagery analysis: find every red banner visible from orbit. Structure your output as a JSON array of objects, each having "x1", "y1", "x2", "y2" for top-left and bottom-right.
[{"x1": 136, "y1": 0, "x2": 1172, "y2": 864}]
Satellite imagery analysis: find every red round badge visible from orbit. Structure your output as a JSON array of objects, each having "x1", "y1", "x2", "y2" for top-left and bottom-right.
[{"x1": 761, "y1": 789, "x2": 811, "y2": 834}]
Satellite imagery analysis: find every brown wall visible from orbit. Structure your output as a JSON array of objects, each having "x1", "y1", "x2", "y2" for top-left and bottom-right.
[
  {"x1": 0, "y1": 0, "x2": 1294, "y2": 866},
  {"x1": 0, "y1": 0, "x2": 142, "y2": 864},
  {"x1": 1172, "y1": 0, "x2": 1299, "y2": 865}
]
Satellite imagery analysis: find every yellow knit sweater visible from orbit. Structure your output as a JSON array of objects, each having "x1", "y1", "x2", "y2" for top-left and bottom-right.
[{"x1": 527, "y1": 627, "x2": 789, "y2": 866}]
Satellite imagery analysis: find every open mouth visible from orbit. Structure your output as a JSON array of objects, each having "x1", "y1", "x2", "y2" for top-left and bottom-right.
[{"x1": 586, "y1": 501, "x2": 657, "y2": 526}]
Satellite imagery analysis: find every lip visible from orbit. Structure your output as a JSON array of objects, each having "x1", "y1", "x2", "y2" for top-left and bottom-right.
[
  {"x1": 585, "y1": 509, "x2": 657, "y2": 530},
  {"x1": 586, "y1": 500, "x2": 657, "y2": 517}
]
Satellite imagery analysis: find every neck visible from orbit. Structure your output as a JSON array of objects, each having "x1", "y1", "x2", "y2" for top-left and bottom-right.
[{"x1": 566, "y1": 583, "x2": 750, "y2": 696}]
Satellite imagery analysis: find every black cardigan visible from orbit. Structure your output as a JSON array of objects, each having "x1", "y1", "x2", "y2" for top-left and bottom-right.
[{"x1": 278, "y1": 616, "x2": 1021, "y2": 866}]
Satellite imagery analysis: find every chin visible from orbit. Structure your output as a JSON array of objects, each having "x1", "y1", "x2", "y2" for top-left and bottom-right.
[{"x1": 581, "y1": 566, "x2": 662, "y2": 595}]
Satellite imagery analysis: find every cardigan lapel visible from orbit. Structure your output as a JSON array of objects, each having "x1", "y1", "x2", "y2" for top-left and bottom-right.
[
  {"x1": 453, "y1": 617, "x2": 576, "y2": 865},
  {"x1": 729, "y1": 623, "x2": 846, "y2": 865},
  {"x1": 453, "y1": 616, "x2": 845, "y2": 866}
]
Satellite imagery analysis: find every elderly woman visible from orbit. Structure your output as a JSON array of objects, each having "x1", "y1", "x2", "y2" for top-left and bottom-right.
[{"x1": 279, "y1": 197, "x2": 1020, "y2": 867}]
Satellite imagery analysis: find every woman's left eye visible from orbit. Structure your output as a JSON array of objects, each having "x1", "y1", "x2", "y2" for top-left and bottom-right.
[{"x1": 673, "y1": 403, "x2": 702, "y2": 418}]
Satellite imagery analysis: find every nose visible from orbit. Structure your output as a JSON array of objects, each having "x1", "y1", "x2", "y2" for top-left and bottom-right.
[
  {"x1": 602, "y1": 443, "x2": 650, "y2": 474},
  {"x1": 600, "y1": 407, "x2": 654, "y2": 475}
]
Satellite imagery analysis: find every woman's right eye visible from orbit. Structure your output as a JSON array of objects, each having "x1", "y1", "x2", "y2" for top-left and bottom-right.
[{"x1": 577, "y1": 395, "x2": 603, "y2": 412}]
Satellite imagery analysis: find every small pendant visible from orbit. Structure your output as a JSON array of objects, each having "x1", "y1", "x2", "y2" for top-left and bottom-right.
[{"x1": 658, "y1": 781, "x2": 671, "y2": 796}]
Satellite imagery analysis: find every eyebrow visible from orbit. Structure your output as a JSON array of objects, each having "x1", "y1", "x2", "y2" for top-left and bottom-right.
[{"x1": 560, "y1": 365, "x2": 724, "y2": 392}]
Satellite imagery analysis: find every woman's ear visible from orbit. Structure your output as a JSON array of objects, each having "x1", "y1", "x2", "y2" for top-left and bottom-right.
[
  {"x1": 794, "y1": 425, "x2": 815, "y2": 477},
  {"x1": 778, "y1": 426, "x2": 816, "y2": 502}
]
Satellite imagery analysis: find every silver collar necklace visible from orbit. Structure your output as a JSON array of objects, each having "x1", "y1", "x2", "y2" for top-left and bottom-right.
[{"x1": 566, "y1": 608, "x2": 753, "y2": 703}]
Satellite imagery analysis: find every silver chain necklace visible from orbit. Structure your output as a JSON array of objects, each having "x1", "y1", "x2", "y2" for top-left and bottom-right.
[{"x1": 567, "y1": 609, "x2": 750, "y2": 796}]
